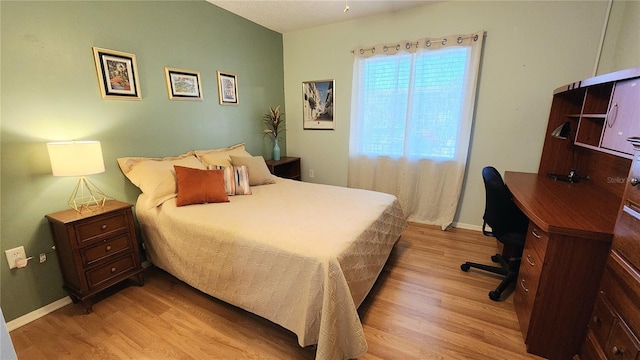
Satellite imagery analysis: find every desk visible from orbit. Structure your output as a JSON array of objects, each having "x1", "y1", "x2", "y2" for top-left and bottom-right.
[{"x1": 505, "y1": 172, "x2": 618, "y2": 360}]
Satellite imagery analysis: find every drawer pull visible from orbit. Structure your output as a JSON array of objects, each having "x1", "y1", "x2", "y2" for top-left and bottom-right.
[
  {"x1": 531, "y1": 229, "x2": 541, "y2": 239},
  {"x1": 520, "y1": 279, "x2": 529, "y2": 292},
  {"x1": 101, "y1": 224, "x2": 108, "y2": 230},
  {"x1": 526, "y1": 254, "x2": 535, "y2": 266},
  {"x1": 612, "y1": 346, "x2": 624, "y2": 356},
  {"x1": 111, "y1": 267, "x2": 117, "y2": 273},
  {"x1": 105, "y1": 245, "x2": 112, "y2": 251},
  {"x1": 623, "y1": 205, "x2": 640, "y2": 221},
  {"x1": 631, "y1": 177, "x2": 639, "y2": 186}
]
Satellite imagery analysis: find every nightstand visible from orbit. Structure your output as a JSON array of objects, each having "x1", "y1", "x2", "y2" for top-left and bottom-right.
[
  {"x1": 45, "y1": 200, "x2": 144, "y2": 313},
  {"x1": 265, "y1": 156, "x2": 301, "y2": 180}
]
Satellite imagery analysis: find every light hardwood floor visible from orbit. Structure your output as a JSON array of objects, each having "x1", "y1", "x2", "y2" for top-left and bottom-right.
[{"x1": 10, "y1": 224, "x2": 544, "y2": 359}]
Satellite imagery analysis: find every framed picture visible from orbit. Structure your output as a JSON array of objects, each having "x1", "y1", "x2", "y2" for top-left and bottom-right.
[
  {"x1": 92, "y1": 47, "x2": 141, "y2": 100},
  {"x1": 164, "y1": 67, "x2": 203, "y2": 100},
  {"x1": 217, "y1": 71, "x2": 238, "y2": 105},
  {"x1": 303, "y1": 80, "x2": 335, "y2": 130}
]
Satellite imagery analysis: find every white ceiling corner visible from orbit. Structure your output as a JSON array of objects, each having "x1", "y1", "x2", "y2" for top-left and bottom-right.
[{"x1": 206, "y1": 0, "x2": 436, "y2": 33}]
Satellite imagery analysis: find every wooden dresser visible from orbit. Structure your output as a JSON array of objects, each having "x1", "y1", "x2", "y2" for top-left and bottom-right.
[
  {"x1": 46, "y1": 200, "x2": 144, "y2": 312},
  {"x1": 578, "y1": 140, "x2": 640, "y2": 360}
]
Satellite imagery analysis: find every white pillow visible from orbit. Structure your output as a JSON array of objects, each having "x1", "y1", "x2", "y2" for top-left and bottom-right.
[
  {"x1": 195, "y1": 143, "x2": 252, "y2": 167},
  {"x1": 117, "y1": 154, "x2": 207, "y2": 207},
  {"x1": 229, "y1": 155, "x2": 276, "y2": 186}
]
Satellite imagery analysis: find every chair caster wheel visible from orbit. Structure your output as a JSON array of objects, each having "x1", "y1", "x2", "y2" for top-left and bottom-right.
[
  {"x1": 491, "y1": 254, "x2": 501, "y2": 263},
  {"x1": 460, "y1": 263, "x2": 471, "y2": 272},
  {"x1": 489, "y1": 290, "x2": 501, "y2": 301}
]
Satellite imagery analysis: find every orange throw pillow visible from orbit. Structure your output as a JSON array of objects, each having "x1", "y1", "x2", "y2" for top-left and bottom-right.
[{"x1": 174, "y1": 166, "x2": 229, "y2": 206}]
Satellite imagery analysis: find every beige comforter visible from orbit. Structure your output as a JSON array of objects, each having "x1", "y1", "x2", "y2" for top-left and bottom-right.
[{"x1": 136, "y1": 178, "x2": 407, "y2": 359}]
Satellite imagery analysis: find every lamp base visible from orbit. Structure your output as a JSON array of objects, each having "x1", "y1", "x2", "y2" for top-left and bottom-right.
[
  {"x1": 69, "y1": 177, "x2": 107, "y2": 213},
  {"x1": 547, "y1": 170, "x2": 580, "y2": 183}
]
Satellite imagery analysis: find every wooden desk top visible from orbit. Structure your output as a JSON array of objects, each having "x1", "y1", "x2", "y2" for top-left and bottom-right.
[{"x1": 504, "y1": 172, "x2": 619, "y2": 241}]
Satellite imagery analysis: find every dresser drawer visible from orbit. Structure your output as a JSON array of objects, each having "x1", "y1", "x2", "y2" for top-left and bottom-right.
[
  {"x1": 602, "y1": 252, "x2": 640, "y2": 337},
  {"x1": 625, "y1": 152, "x2": 640, "y2": 205},
  {"x1": 606, "y1": 320, "x2": 640, "y2": 360},
  {"x1": 614, "y1": 204, "x2": 640, "y2": 270},
  {"x1": 80, "y1": 234, "x2": 133, "y2": 268},
  {"x1": 75, "y1": 212, "x2": 129, "y2": 245},
  {"x1": 581, "y1": 331, "x2": 608, "y2": 360},
  {"x1": 86, "y1": 254, "x2": 136, "y2": 291},
  {"x1": 590, "y1": 295, "x2": 617, "y2": 348}
]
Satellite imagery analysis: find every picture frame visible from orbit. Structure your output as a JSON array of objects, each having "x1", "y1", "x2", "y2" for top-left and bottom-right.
[
  {"x1": 92, "y1": 47, "x2": 141, "y2": 100},
  {"x1": 164, "y1": 67, "x2": 203, "y2": 101},
  {"x1": 217, "y1": 71, "x2": 238, "y2": 105},
  {"x1": 303, "y1": 79, "x2": 335, "y2": 130}
]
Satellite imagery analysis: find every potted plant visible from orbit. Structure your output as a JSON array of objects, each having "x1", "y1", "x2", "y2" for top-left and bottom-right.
[{"x1": 262, "y1": 106, "x2": 285, "y2": 161}]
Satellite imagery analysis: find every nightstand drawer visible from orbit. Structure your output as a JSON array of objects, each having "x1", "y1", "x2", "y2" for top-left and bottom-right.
[
  {"x1": 86, "y1": 254, "x2": 136, "y2": 291},
  {"x1": 81, "y1": 234, "x2": 133, "y2": 268},
  {"x1": 75, "y1": 212, "x2": 129, "y2": 245}
]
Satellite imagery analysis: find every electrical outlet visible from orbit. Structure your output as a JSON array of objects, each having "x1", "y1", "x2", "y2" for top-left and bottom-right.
[
  {"x1": 309, "y1": 169, "x2": 315, "y2": 178},
  {"x1": 5, "y1": 246, "x2": 26, "y2": 269}
]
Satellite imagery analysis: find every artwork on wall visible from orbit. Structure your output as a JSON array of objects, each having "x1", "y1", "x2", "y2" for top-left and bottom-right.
[
  {"x1": 303, "y1": 80, "x2": 335, "y2": 130},
  {"x1": 92, "y1": 47, "x2": 141, "y2": 100},
  {"x1": 164, "y1": 67, "x2": 203, "y2": 101},
  {"x1": 217, "y1": 71, "x2": 238, "y2": 105}
]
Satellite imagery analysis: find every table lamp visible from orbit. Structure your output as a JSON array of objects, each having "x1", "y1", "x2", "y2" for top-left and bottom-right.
[
  {"x1": 47, "y1": 141, "x2": 107, "y2": 212},
  {"x1": 547, "y1": 121, "x2": 580, "y2": 182}
]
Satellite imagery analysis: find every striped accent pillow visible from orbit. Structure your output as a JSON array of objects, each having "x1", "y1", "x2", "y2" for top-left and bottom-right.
[{"x1": 210, "y1": 165, "x2": 252, "y2": 195}]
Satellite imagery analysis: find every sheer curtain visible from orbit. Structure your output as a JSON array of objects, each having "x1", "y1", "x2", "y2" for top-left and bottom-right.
[{"x1": 348, "y1": 31, "x2": 484, "y2": 229}]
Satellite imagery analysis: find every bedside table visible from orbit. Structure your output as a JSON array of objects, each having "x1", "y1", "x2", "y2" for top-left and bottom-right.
[
  {"x1": 45, "y1": 200, "x2": 144, "y2": 313},
  {"x1": 265, "y1": 156, "x2": 301, "y2": 180}
]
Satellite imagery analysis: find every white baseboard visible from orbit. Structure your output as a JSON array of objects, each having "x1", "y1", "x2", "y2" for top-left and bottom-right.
[
  {"x1": 6, "y1": 297, "x2": 72, "y2": 332},
  {"x1": 450, "y1": 222, "x2": 483, "y2": 232}
]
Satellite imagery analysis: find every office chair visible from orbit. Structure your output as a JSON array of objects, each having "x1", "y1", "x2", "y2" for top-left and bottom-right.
[{"x1": 460, "y1": 166, "x2": 529, "y2": 301}]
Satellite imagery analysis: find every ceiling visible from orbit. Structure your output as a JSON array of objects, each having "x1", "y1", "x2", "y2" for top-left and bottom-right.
[{"x1": 206, "y1": 0, "x2": 436, "y2": 33}]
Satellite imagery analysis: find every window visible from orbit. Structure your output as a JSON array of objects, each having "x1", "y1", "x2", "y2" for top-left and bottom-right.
[
  {"x1": 354, "y1": 47, "x2": 471, "y2": 160},
  {"x1": 348, "y1": 32, "x2": 484, "y2": 229}
]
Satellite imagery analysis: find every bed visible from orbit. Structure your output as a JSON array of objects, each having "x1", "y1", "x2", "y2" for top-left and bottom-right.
[{"x1": 118, "y1": 144, "x2": 407, "y2": 360}]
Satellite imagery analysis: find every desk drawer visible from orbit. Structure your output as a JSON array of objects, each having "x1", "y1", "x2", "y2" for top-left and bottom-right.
[
  {"x1": 515, "y1": 250, "x2": 542, "y2": 339},
  {"x1": 614, "y1": 204, "x2": 640, "y2": 270},
  {"x1": 75, "y1": 212, "x2": 129, "y2": 245},
  {"x1": 526, "y1": 223, "x2": 549, "y2": 259}
]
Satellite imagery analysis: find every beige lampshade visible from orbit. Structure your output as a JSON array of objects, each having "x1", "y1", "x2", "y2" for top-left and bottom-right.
[{"x1": 47, "y1": 141, "x2": 105, "y2": 177}]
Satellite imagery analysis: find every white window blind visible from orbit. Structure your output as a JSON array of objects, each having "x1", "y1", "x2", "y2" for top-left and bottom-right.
[{"x1": 355, "y1": 46, "x2": 471, "y2": 160}]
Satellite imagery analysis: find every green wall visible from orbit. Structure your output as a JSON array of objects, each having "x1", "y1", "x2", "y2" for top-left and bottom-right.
[
  {"x1": 283, "y1": 1, "x2": 609, "y2": 228},
  {"x1": 0, "y1": 1, "x2": 284, "y2": 322},
  {"x1": 597, "y1": 0, "x2": 640, "y2": 75}
]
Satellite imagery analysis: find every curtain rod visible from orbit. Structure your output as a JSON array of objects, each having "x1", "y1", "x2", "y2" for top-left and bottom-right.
[{"x1": 351, "y1": 33, "x2": 481, "y2": 54}]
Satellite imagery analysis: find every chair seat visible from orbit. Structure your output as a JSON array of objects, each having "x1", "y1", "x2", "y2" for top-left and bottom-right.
[{"x1": 496, "y1": 232, "x2": 525, "y2": 249}]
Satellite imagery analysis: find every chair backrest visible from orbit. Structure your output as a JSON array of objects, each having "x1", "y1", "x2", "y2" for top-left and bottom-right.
[{"x1": 482, "y1": 166, "x2": 529, "y2": 237}]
